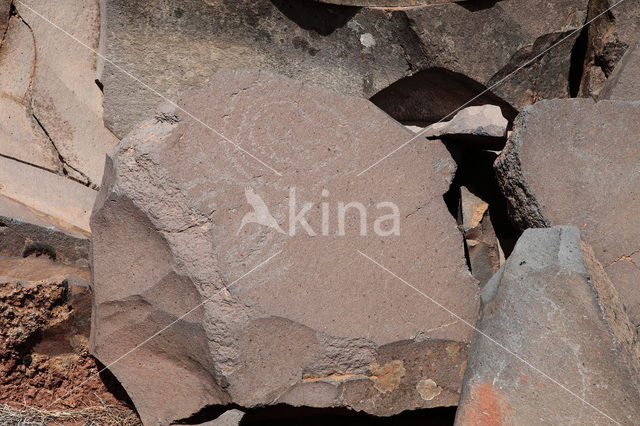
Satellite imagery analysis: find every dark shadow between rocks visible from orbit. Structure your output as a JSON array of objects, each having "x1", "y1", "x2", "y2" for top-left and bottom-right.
[
  {"x1": 174, "y1": 403, "x2": 457, "y2": 425},
  {"x1": 370, "y1": 68, "x2": 517, "y2": 126},
  {"x1": 270, "y1": 0, "x2": 360, "y2": 36},
  {"x1": 442, "y1": 142, "x2": 521, "y2": 258},
  {"x1": 457, "y1": 0, "x2": 502, "y2": 12}
]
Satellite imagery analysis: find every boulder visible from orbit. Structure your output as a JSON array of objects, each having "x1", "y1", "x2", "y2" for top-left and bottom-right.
[
  {"x1": 11, "y1": 0, "x2": 117, "y2": 186},
  {"x1": 599, "y1": 39, "x2": 640, "y2": 101},
  {"x1": 100, "y1": 0, "x2": 588, "y2": 137},
  {"x1": 579, "y1": 0, "x2": 640, "y2": 96},
  {"x1": 455, "y1": 226, "x2": 640, "y2": 425},
  {"x1": 495, "y1": 98, "x2": 640, "y2": 327},
  {"x1": 90, "y1": 70, "x2": 479, "y2": 424}
]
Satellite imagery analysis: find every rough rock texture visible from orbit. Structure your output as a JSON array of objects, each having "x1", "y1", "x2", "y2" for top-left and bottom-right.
[
  {"x1": 458, "y1": 187, "x2": 502, "y2": 288},
  {"x1": 100, "y1": 0, "x2": 588, "y2": 137},
  {"x1": 0, "y1": 255, "x2": 135, "y2": 414},
  {"x1": 1, "y1": 0, "x2": 118, "y2": 186},
  {"x1": 579, "y1": 0, "x2": 640, "y2": 97},
  {"x1": 455, "y1": 226, "x2": 640, "y2": 425},
  {"x1": 90, "y1": 70, "x2": 479, "y2": 424},
  {"x1": 0, "y1": 195, "x2": 90, "y2": 266},
  {"x1": 599, "y1": 39, "x2": 640, "y2": 101},
  {"x1": 495, "y1": 98, "x2": 640, "y2": 327},
  {"x1": 0, "y1": 156, "x2": 96, "y2": 234}
]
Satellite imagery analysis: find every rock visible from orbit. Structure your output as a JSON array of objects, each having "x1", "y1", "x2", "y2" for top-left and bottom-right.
[
  {"x1": 421, "y1": 105, "x2": 508, "y2": 149},
  {"x1": 579, "y1": 0, "x2": 640, "y2": 96},
  {"x1": 458, "y1": 187, "x2": 502, "y2": 287},
  {"x1": 495, "y1": 98, "x2": 640, "y2": 327},
  {"x1": 0, "y1": 195, "x2": 90, "y2": 267},
  {"x1": 599, "y1": 39, "x2": 640, "y2": 101},
  {"x1": 100, "y1": 0, "x2": 587, "y2": 137},
  {"x1": 172, "y1": 409, "x2": 245, "y2": 426},
  {"x1": 314, "y1": 0, "x2": 464, "y2": 5},
  {"x1": 90, "y1": 70, "x2": 479, "y2": 424},
  {"x1": 0, "y1": 156, "x2": 96, "y2": 234},
  {"x1": 12, "y1": 0, "x2": 117, "y2": 186},
  {"x1": 455, "y1": 226, "x2": 640, "y2": 425}
]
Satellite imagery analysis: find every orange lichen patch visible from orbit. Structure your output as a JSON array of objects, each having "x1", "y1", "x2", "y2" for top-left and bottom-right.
[
  {"x1": 370, "y1": 360, "x2": 406, "y2": 393},
  {"x1": 416, "y1": 378, "x2": 442, "y2": 401},
  {"x1": 301, "y1": 372, "x2": 369, "y2": 383},
  {"x1": 456, "y1": 382, "x2": 512, "y2": 426}
]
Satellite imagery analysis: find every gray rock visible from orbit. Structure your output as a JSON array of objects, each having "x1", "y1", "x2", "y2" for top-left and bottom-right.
[
  {"x1": 100, "y1": 0, "x2": 588, "y2": 137},
  {"x1": 599, "y1": 39, "x2": 640, "y2": 101},
  {"x1": 494, "y1": 99, "x2": 640, "y2": 327},
  {"x1": 90, "y1": 70, "x2": 478, "y2": 424},
  {"x1": 455, "y1": 226, "x2": 640, "y2": 425}
]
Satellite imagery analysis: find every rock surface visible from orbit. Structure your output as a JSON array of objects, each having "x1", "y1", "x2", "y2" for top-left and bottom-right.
[
  {"x1": 599, "y1": 39, "x2": 640, "y2": 101},
  {"x1": 495, "y1": 98, "x2": 640, "y2": 327},
  {"x1": 0, "y1": 0, "x2": 118, "y2": 187},
  {"x1": 458, "y1": 187, "x2": 502, "y2": 288},
  {"x1": 90, "y1": 70, "x2": 479, "y2": 424},
  {"x1": 0, "y1": 156, "x2": 96, "y2": 234},
  {"x1": 455, "y1": 226, "x2": 640, "y2": 425},
  {"x1": 421, "y1": 105, "x2": 508, "y2": 149},
  {"x1": 100, "y1": 0, "x2": 588, "y2": 137}
]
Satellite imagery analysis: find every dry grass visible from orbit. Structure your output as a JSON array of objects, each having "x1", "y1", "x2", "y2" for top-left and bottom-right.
[{"x1": 0, "y1": 403, "x2": 141, "y2": 426}]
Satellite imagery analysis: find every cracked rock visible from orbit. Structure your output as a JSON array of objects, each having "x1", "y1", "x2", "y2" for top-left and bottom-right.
[
  {"x1": 90, "y1": 70, "x2": 479, "y2": 424},
  {"x1": 455, "y1": 226, "x2": 640, "y2": 425},
  {"x1": 495, "y1": 98, "x2": 640, "y2": 328},
  {"x1": 13, "y1": 0, "x2": 117, "y2": 185},
  {"x1": 100, "y1": 0, "x2": 588, "y2": 138},
  {"x1": 599, "y1": 39, "x2": 640, "y2": 101}
]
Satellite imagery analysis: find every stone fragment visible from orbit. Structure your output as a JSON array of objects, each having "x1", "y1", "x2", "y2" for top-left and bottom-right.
[
  {"x1": 495, "y1": 98, "x2": 640, "y2": 327},
  {"x1": 14, "y1": 0, "x2": 117, "y2": 185},
  {"x1": 90, "y1": 70, "x2": 478, "y2": 424},
  {"x1": 0, "y1": 156, "x2": 96, "y2": 234},
  {"x1": 421, "y1": 105, "x2": 508, "y2": 149},
  {"x1": 458, "y1": 187, "x2": 502, "y2": 287},
  {"x1": 599, "y1": 40, "x2": 640, "y2": 101},
  {"x1": 100, "y1": 0, "x2": 587, "y2": 137},
  {"x1": 455, "y1": 226, "x2": 640, "y2": 425},
  {"x1": 579, "y1": 0, "x2": 640, "y2": 96},
  {"x1": 0, "y1": 195, "x2": 89, "y2": 266}
]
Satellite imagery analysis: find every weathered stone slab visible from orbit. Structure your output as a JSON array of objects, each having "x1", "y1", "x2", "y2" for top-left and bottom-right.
[
  {"x1": 599, "y1": 39, "x2": 640, "y2": 101},
  {"x1": 100, "y1": 0, "x2": 588, "y2": 137},
  {"x1": 0, "y1": 156, "x2": 96, "y2": 234},
  {"x1": 455, "y1": 226, "x2": 640, "y2": 425},
  {"x1": 14, "y1": 0, "x2": 117, "y2": 185},
  {"x1": 495, "y1": 98, "x2": 640, "y2": 327},
  {"x1": 90, "y1": 70, "x2": 479, "y2": 424}
]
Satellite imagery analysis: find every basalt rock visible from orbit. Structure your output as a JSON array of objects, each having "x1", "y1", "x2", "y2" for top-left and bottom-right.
[
  {"x1": 100, "y1": 0, "x2": 588, "y2": 137},
  {"x1": 599, "y1": 39, "x2": 640, "y2": 101},
  {"x1": 90, "y1": 70, "x2": 479, "y2": 424},
  {"x1": 455, "y1": 226, "x2": 640, "y2": 425},
  {"x1": 495, "y1": 98, "x2": 640, "y2": 328}
]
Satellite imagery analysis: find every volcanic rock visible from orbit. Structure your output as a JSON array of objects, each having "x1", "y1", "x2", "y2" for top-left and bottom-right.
[
  {"x1": 495, "y1": 98, "x2": 640, "y2": 327},
  {"x1": 600, "y1": 39, "x2": 640, "y2": 101},
  {"x1": 455, "y1": 226, "x2": 640, "y2": 425},
  {"x1": 100, "y1": 0, "x2": 588, "y2": 137},
  {"x1": 90, "y1": 70, "x2": 479, "y2": 424}
]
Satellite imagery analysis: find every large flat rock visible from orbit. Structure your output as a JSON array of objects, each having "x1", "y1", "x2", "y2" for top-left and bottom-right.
[
  {"x1": 455, "y1": 227, "x2": 640, "y2": 425},
  {"x1": 100, "y1": 0, "x2": 588, "y2": 137},
  {"x1": 495, "y1": 98, "x2": 640, "y2": 327},
  {"x1": 90, "y1": 70, "x2": 479, "y2": 424}
]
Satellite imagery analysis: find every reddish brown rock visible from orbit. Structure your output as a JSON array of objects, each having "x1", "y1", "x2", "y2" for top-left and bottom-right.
[
  {"x1": 455, "y1": 226, "x2": 640, "y2": 425},
  {"x1": 495, "y1": 98, "x2": 640, "y2": 327},
  {"x1": 90, "y1": 70, "x2": 479, "y2": 424}
]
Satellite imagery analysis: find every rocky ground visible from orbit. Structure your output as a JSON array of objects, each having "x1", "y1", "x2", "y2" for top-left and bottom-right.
[{"x1": 1, "y1": 0, "x2": 640, "y2": 425}]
